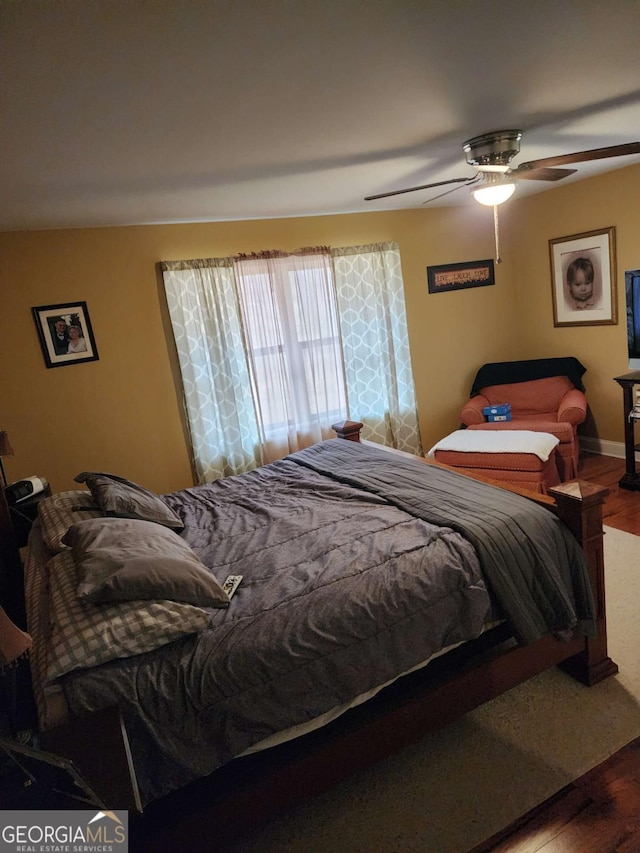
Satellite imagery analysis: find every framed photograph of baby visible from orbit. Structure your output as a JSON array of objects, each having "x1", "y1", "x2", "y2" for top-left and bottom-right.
[
  {"x1": 549, "y1": 226, "x2": 617, "y2": 327},
  {"x1": 32, "y1": 301, "x2": 99, "y2": 368}
]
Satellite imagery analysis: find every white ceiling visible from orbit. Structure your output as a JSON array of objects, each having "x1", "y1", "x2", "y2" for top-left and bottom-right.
[{"x1": 3, "y1": 0, "x2": 640, "y2": 231}]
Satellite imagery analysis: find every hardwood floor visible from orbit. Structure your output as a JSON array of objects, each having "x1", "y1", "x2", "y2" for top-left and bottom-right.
[
  {"x1": 578, "y1": 452, "x2": 640, "y2": 535},
  {"x1": 471, "y1": 452, "x2": 640, "y2": 853},
  {"x1": 470, "y1": 739, "x2": 640, "y2": 853}
]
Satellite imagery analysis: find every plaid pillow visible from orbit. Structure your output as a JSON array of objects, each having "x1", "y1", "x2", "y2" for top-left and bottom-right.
[
  {"x1": 37, "y1": 490, "x2": 102, "y2": 552},
  {"x1": 45, "y1": 550, "x2": 211, "y2": 682}
]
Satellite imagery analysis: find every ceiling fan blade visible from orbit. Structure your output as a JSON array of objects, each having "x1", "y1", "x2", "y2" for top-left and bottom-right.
[
  {"x1": 516, "y1": 141, "x2": 640, "y2": 172},
  {"x1": 422, "y1": 182, "x2": 475, "y2": 204},
  {"x1": 511, "y1": 166, "x2": 577, "y2": 182},
  {"x1": 364, "y1": 177, "x2": 473, "y2": 201}
]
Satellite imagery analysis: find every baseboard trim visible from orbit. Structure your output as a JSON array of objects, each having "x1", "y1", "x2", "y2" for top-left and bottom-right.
[{"x1": 580, "y1": 436, "x2": 639, "y2": 462}]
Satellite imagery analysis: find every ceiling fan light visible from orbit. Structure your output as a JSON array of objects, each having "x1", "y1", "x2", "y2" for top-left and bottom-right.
[{"x1": 472, "y1": 180, "x2": 516, "y2": 206}]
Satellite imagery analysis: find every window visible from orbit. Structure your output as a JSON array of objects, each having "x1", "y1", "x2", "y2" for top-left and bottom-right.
[
  {"x1": 162, "y1": 241, "x2": 422, "y2": 483},
  {"x1": 235, "y1": 255, "x2": 347, "y2": 440}
]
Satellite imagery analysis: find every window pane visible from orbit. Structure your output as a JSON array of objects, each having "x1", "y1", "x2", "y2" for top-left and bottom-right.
[
  {"x1": 303, "y1": 340, "x2": 346, "y2": 417},
  {"x1": 241, "y1": 272, "x2": 282, "y2": 349},
  {"x1": 291, "y1": 273, "x2": 336, "y2": 341},
  {"x1": 251, "y1": 349, "x2": 288, "y2": 430},
  {"x1": 235, "y1": 254, "x2": 347, "y2": 441}
]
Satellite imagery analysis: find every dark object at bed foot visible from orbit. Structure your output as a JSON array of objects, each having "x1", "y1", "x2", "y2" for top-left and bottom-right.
[{"x1": 39, "y1": 705, "x2": 141, "y2": 812}]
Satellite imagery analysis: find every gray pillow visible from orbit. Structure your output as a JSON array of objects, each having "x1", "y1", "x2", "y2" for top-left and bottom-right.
[
  {"x1": 74, "y1": 471, "x2": 184, "y2": 531},
  {"x1": 63, "y1": 517, "x2": 229, "y2": 608}
]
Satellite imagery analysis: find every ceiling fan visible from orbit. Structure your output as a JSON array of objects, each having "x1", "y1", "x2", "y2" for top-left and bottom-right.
[{"x1": 364, "y1": 130, "x2": 640, "y2": 206}]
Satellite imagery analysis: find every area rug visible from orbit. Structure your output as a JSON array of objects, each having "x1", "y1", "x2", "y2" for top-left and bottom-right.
[{"x1": 228, "y1": 526, "x2": 640, "y2": 852}]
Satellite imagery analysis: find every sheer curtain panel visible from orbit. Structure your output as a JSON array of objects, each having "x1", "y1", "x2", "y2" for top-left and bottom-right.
[{"x1": 233, "y1": 249, "x2": 347, "y2": 461}]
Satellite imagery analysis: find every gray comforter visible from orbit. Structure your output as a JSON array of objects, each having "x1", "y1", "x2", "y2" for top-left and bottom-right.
[{"x1": 61, "y1": 440, "x2": 594, "y2": 804}]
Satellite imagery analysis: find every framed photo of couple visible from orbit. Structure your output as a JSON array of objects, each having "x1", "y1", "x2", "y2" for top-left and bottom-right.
[
  {"x1": 549, "y1": 226, "x2": 617, "y2": 327},
  {"x1": 32, "y1": 301, "x2": 99, "y2": 368}
]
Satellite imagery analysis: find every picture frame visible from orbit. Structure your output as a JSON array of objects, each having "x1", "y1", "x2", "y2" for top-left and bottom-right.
[
  {"x1": 427, "y1": 259, "x2": 495, "y2": 294},
  {"x1": 549, "y1": 227, "x2": 617, "y2": 327},
  {"x1": 0, "y1": 736, "x2": 108, "y2": 809},
  {"x1": 32, "y1": 301, "x2": 99, "y2": 368}
]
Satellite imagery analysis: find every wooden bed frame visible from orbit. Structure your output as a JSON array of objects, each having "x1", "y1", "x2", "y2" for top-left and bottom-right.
[{"x1": 9, "y1": 423, "x2": 619, "y2": 846}]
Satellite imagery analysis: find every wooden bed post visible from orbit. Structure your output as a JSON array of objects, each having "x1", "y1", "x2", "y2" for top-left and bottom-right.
[
  {"x1": 331, "y1": 420, "x2": 363, "y2": 442},
  {"x1": 548, "y1": 481, "x2": 619, "y2": 686}
]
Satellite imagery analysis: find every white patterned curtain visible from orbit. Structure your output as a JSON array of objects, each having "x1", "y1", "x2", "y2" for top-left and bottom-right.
[
  {"x1": 163, "y1": 242, "x2": 421, "y2": 483},
  {"x1": 161, "y1": 258, "x2": 262, "y2": 482},
  {"x1": 233, "y1": 248, "x2": 348, "y2": 462},
  {"x1": 331, "y1": 242, "x2": 423, "y2": 454}
]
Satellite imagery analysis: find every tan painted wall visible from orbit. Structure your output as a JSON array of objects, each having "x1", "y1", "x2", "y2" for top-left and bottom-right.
[
  {"x1": 1, "y1": 163, "x2": 636, "y2": 494},
  {"x1": 508, "y1": 162, "x2": 639, "y2": 444}
]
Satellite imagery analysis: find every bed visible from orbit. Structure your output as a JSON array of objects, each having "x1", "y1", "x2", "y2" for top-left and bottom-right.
[{"x1": 21, "y1": 422, "x2": 616, "y2": 841}]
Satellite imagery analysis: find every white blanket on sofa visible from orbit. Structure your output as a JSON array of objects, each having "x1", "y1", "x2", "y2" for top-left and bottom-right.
[{"x1": 427, "y1": 429, "x2": 560, "y2": 462}]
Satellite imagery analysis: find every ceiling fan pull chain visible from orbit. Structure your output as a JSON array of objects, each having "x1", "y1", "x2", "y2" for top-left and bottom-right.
[{"x1": 493, "y1": 204, "x2": 502, "y2": 264}]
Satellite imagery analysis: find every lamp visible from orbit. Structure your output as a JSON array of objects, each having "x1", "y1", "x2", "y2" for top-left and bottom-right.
[
  {"x1": 0, "y1": 431, "x2": 14, "y2": 489},
  {"x1": 0, "y1": 605, "x2": 32, "y2": 736},
  {"x1": 0, "y1": 606, "x2": 31, "y2": 673},
  {"x1": 471, "y1": 173, "x2": 517, "y2": 206}
]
